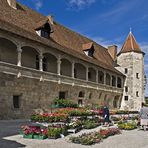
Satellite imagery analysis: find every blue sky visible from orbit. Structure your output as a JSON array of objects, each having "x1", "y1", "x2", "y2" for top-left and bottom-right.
[{"x1": 17, "y1": 0, "x2": 148, "y2": 96}]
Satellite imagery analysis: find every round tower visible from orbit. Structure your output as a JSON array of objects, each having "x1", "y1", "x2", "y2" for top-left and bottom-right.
[{"x1": 116, "y1": 31, "x2": 145, "y2": 111}]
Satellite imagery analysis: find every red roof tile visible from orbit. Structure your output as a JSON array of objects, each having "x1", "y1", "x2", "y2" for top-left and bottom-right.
[
  {"x1": 0, "y1": 0, "x2": 124, "y2": 76},
  {"x1": 118, "y1": 31, "x2": 144, "y2": 55}
]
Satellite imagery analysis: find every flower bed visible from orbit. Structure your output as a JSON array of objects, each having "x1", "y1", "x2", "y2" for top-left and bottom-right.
[
  {"x1": 53, "y1": 99, "x2": 78, "y2": 108},
  {"x1": 82, "y1": 120, "x2": 98, "y2": 129},
  {"x1": 48, "y1": 125, "x2": 67, "y2": 139},
  {"x1": 55, "y1": 108, "x2": 95, "y2": 116},
  {"x1": 118, "y1": 121, "x2": 137, "y2": 130},
  {"x1": 20, "y1": 126, "x2": 48, "y2": 139},
  {"x1": 31, "y1": 113, "x2": 68, "y2": 123},
  {"x1": 113, "y1": 110, "x2": 139, "y2": 115},
  {"x1": 69, "y1": 128, "x2": 121, "y2": 145}
]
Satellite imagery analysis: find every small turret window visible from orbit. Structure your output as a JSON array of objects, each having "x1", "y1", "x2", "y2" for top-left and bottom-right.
[
  {"x1": 124, "y1": 96, "x2": 128, "y2": 101},
  {"x1": 125, "y1": 86, "x2": 128, "y2": 92},
  {"x1": 136, "y1": 91, "x2": 139, "y2": 97},
  {"x1": 136, "y1": 73, "x2": 139, "y2": 79},
  {"x1": 125, "y1": 68, "x2": 128, "y2": 74}
]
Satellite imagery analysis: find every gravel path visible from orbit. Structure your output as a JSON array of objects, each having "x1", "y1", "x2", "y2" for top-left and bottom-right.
[{"x1": 0, "y1": 120, "x2": 148, "y2": 148}]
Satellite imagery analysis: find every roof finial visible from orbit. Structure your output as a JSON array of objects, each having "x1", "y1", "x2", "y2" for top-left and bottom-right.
[{"x1": 130, "y1": 27, "x2": 132, "y2": 34}]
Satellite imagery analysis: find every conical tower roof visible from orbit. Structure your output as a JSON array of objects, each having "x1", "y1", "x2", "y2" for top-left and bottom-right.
[{"x1": 118, "y1": 31, "x2": 144, "y2": 55}]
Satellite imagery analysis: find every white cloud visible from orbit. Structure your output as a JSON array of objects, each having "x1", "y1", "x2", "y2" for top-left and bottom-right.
[
  {"x1": 67, "y1": 0, "x2": 96, "y2": 10},
  {"x1": 32, "y1": 0, "x2": 43, "y2": 10}
]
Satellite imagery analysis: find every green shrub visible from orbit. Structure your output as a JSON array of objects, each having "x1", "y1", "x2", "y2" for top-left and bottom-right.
[
  {"x1": 53, "y1": 99, "x2": 78, "y2": 108},
  {"x1": 83, "y1": 120, "x2": 97, "y2": 129}
]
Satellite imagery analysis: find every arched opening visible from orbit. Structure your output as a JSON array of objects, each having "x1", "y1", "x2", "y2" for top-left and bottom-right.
[
  {"x1": 74, "y1": 63, "x2": 86, "y2": 80},
  {"x1": 43, "y1": 53, "x2": 57, "y2": 73},
  {"x1": 98, "y1": 71, "x2": 104, "y2": 84},
  {"x1": 88, "y1": 67, "x2": 96, "y2": 82},
  {"x1": 78, "y1": 91, "x2": 85, "y2": 98},
  {"x1": 61, "y1": 58, "x2": 72, "y2": 77},
  {"x1": 21, "y1": 46, "x2": 39, "y2": 69},
  {"x1": 113, "y1": 96, "x2": 120, "y2": 108},
  {"x1": 0, "y1": 37, "x2": 17, "y2": 65},
  {"x1": 117, "y1": 77, "x2": 122, "y2": 88},
  {"x1": 89, "y1": 93, "x2": 92, "y2": 99},
  {"x1": 112, "y1": 76, "x2": 116, "y2": 87},
  {"x1": 106, "y1": 73, "x2": 111, "y2": 85}
]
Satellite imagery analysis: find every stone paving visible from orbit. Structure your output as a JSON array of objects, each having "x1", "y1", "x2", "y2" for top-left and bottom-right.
[{"x1": 1, "y1": 120, "x2": 148, "y2": 148}]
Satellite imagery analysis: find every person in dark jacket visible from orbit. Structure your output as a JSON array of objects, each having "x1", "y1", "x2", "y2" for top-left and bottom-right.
[{"x1": 102, "y1": 103, "x2": 110, "y2": 126}]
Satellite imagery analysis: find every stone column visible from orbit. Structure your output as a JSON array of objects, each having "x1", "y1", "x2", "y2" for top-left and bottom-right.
[
  {"x1": 17, "y1": 47, "x2": 22, "y2": 67},
  {"x1": 115, "y1": 76, "x2": 118, "y2": 88},
  {"x1": 57, "y1": 55, "x2": 61, "y2": 75},
  {"x1": 39, "y1": 54, "x2": 43, "y2": 71},
  {"x1": 86, "y1": 66, "x2": 89, "y2": 81},
  {"x1": 104, "y1": 71, "x2": 106, "y2": 85},
  {"x1": 72, "y1": 61, "x2": 75, "y2": 78},
  {"x1": 110, "y1": 74, "x2": 112, "y2": 86},
  {"x1": 96, "y1": 70, "x2": 98, "y2": 83}
]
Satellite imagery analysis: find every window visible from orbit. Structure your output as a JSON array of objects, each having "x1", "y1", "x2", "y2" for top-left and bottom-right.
[
  {"x1": 88, "y1": 71, "x2": 91, "y2": 79},
  {"x1": 36, "y1": 55, "x2": 39, "y2": 70},
  {"x1": 41, "y1": 30, "x2": 49, "y2": 38},
  {"x1": 43, "y1": 57, "x2": 47, "y2": 71},
  {"x1": 78, "y1": 99, "x2": 83, "y2": 106},
  {"x1": 88, "y1": 49, "x2": 94, "y2": 57},
  {"x1": 136, "y1": 91, "x2": 139, "y2": 97},
  {"x1": 79, "y1": 91, "x2": 85, "y2": 97},
  {"x1": 89, "y1": 93, "x2": 92, "y2": 99},
  {"x1": 136, "y1": 73, "x2": 139, "y2": 79},
  {"x1": 113, "y1": 99, "x2": 117, "y2": 108},
  {"x1": 74, "y1": 68, "x2": 77, "y2": 78},
  {"x1": 125, "y1": 68, "x2": 128, "y2": 74},
  {"x1": 84, "y1": 49, "x2": 94, "y2": 57},
  {"x1": 59, "y1": 92, "x2": 66, "y2": 99},
  {"x1": 117, "y1": 77, "x2": 122, "y2": 88},
  {"x1": 104, "y1": 94, "x2": 107, "y2": 101},
  {"x1": 125, "y1": 86, "x2": 128, "y2": 92},
  {"x1": 100, "y1": 75, "x2": 103, "y2": 82},
  {"x1": 99, "y1": 92, "x2": 102, "y2": 99},
  {"x1": 13, "y1": 95, "x2": 20, "y2": 109},
  {"x1": 124, "y1": 96, "x2": 128, "y2": 101}
]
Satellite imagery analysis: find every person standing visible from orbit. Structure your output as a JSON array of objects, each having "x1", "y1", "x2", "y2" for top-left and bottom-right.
[
  {"x1": 139, "y1": 102, "x2": 148, "y2": 131},
  {"x1": 102, "y1": 103, "x2": 110, "y2": 126}
]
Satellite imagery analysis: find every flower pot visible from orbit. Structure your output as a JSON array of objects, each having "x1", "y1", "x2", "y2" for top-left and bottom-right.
[{"x1": 23, "y1": 134, "x2": 33, "y2": 139}]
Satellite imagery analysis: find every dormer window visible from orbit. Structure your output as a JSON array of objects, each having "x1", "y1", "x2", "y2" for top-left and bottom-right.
[
  {"x1": 35, "y1": 18, "x2": 54, "y2": 39},
  {"x1": 82, "y1": 42, "x2": 94, "y2": 57},
  {"x1": 41, "y1": 30, "x2": 49, "y2": 38},
  {"x1": 84, "y1": 49, "x2": 94, "y2": 57}
]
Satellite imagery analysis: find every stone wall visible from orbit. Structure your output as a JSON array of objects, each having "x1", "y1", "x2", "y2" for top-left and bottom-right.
[
  {"x1": 0, "y1": 72, "x2": 122, "y2": 119},
  {"x1": 116, "y1": 52, "x2": 144, "y2": 111}
]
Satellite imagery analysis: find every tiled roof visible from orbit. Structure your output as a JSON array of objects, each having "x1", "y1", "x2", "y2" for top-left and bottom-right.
[
  {"x1": 0, "y1": 0, "x2": 124, "y2": 76},
  {"x1": 118, "y1": 31, "x2": 144, "y2": 55},
  {"x1": 82, "y1": 42, "x2": 93, "y2": 50}
]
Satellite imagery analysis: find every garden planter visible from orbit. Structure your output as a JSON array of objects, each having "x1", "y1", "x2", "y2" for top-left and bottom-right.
[{"x1": 23, "y1": 134, "x2": 33, "y2": 139}]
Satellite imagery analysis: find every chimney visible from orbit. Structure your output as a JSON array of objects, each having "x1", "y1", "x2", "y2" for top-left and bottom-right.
[
  {"x1": 7, "y1": 0, "x2": 17, "y2": 9},
  {"x1": 47, "y1": 15, "x2": 54, "y2": 25},
  {"x1": 107, "y1": 45, "x2": 117, "y2": 61}
]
